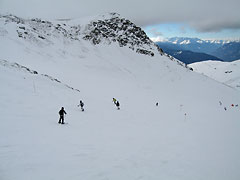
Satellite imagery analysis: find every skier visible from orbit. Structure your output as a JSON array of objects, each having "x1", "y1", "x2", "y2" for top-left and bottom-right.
[
  {"x1": 78, "y1": 100, "x2": 84, "y2": 111},
  {"x1": 112, "y1": 98, "x2": 117, "y2": 105},
  {"x1": 58, "y1": 107, "x2": 67, "y2": 124},
  {"x1": 116, "y1": 101, "x2": 120, "y2": 110},
  {"x1": 219, "y1": 101, "x2": 222, "y2": 106},
  {"x1": 156, "y1": 102, "x2": 159, "y2": 106}
]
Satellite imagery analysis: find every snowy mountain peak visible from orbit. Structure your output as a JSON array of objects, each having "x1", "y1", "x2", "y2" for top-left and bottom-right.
[
  {"x1": 83, "y1": 13, "x2": 155, "y2": 56},
  {"x1": 0, "y1": 13, "x2": 191, "y2": 69},
  {"x1": 156, "y1": 36, "x2": 240, "y2": 62},
  {"x1": 161, "y1": 37, "x2": 238, "y2": 45},
  {"x1": 167, "y1": 37, "x2": 202, "y2": 44},
  {"x1": 0, "y1": 13, "x2": 158, "y2": 57}
]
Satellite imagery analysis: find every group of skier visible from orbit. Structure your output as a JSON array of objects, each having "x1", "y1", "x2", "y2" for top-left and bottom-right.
[
  {"x1": 219, "y1": 101, "x2": 239, "y2": 111},
  {"x1": 58, "y1": 100, "x2": 84, "y2": 124},
  {"x1": 58, "y1": 98, "x2": 120, "y2": 124},
  {"x1": 59, "y1": 99, "x2": 240, "y2": 124}
]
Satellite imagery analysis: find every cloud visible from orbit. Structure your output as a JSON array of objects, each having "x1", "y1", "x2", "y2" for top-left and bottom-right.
[
  {"x1": 147, "y1": 28, "x2": 163, "y2": 37},
  {"x1": 190, "y1": 19, "x2": 240, "y2": 32},
  {"x1": 150, "y1": 36, "x2": 165, "y2": 42},
  {"x1": 1, "y1": 0, "x2": 240, "y2": 33}
]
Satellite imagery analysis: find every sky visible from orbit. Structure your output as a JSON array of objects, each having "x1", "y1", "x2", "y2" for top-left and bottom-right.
[
  {"x1": 1, "y1": 0, "x2": 240, "y2": 41},
  {"x1": 144, "y1": 23, "x2": 240, "y2": 41}
]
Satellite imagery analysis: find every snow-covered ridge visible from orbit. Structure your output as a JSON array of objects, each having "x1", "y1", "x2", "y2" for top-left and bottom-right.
[
  {"x1": 0, "y1": 59, "x2": 80, "y2": 92},
  {"x1": 0, "y1": 13, "x2": 192, "y2": 70},
  {"x1": 0, "y1": 14, "x2": 82, "y2": 46},
  {"x1": 0, "y1": 13, "x2": 157, "y2": 56},
  {"x1": 189, "y1": 60, "x2": 240, "y2": 90}
]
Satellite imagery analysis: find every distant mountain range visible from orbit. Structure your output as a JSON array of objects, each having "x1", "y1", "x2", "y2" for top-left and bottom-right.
[
  {"x1": 156, "y1": 37, "x2": 240, "y2": 64},
  {"x1": 212, "y1": 42, "x2": 240, "y2": 61},
  {"x1": 163, "y1": 49, "x2": 222, "y2": 64}
]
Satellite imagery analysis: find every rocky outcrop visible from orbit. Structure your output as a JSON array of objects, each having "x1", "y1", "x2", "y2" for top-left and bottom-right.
[{"x1": 83, "y1": 13, "x2": 155, "y2": 56}]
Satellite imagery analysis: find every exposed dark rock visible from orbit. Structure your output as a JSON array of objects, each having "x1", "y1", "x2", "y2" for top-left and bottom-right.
[
  {"x1": 83, "y1": 14, "x2": 154, "y2": 56},
  {"x1": 38, "y1": 35, "x2": 45, "y2": 39},
  {"x1": 136, "y1": 49, "x2": 154, "y2": 56},
  {"x1": 19, "y1": 26, "x2": 25, "y2": 30}
]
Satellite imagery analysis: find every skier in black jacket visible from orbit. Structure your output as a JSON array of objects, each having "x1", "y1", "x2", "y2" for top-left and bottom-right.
[
  {"x1": 78, "y1": 100, "x2": 84, "y2": 111},
  {"x1": 58, "y1": 107, "x2": 67, "y2": 124}
]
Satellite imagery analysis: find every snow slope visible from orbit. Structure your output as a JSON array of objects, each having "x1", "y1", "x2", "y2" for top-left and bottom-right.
[
  {"x1": 1, "y1": 14, "x2": 240, "y2": 180},
  {"x1": 190, "y1": 60, "x2": 240, "y2": 90}
]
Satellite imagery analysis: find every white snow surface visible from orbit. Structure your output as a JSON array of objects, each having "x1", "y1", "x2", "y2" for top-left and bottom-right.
[
  {"x1": 1, "y1": 14, "x2": 240, "y2": 180},
  {"x1": 179, "y1": 40, "x2": 190, "y2": 44},
  {"x1": 190, "y1": 60, "x2": 240, "y2": 90}
]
